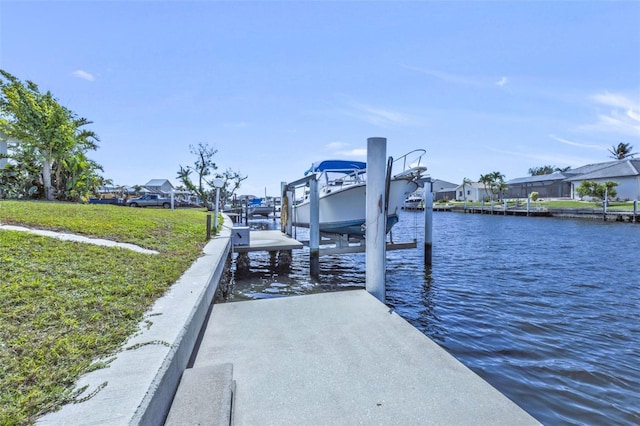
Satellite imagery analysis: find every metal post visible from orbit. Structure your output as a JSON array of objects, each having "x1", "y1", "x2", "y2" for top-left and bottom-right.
[
  {"x1": 213, "y1": 187, "x2": 220, "y2": 231},
  {"x1": 171, "y1": 189, "x2": 175, "y2": 210},
  {"x1": 309, "y1": 176, "x2": 320, "y2": 277},
  {"x1": 503, "y1": 199, "x2": 507, "y2": 215},
  {"x1": 634, "y1": 200, "x2": 638, "y2": 223},
  {"x1": 424, "y1": 185, "x2": 433, "y2": 267},
  {"x1": 603, "y1": 188, "x2": 608, "y2": 221},
  {"x1": 366, "y1": 137, "x2": 387, "y2": 302},
  {"x1": 206, "y1": 214, "x2": 212, "y2": 240}
]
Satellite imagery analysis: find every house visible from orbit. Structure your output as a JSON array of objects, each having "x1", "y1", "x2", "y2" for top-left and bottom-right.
[
  {"x1": 0, "y1": 131, "x2": 19, "y2": 170},
  {"x1": 506, "y1": 173, "x2": 572, "y2": 199},
  {"x1": 564, "y1": 159, "x2": 640, "y2": 201},
  {"x1": 506, "y1": 160, "x2": 640, "y2": 201},
  {"x1": 0, "y1": 138, "x2": 6, "y2": 169},
  {"x1": 454, "y1": 181, "x2": 493, "y2": 202},
  {"x1": 430, "y1": 179, "x2": 458, "y2": 201},
  {"x1": 144, "y1": 179, "x2": 175, "y2": 195}
]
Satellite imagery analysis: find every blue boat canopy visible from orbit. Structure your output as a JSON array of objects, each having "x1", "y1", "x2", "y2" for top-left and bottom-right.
[{"x1": 304, "y1": 160, "x2": 367, "y2": 175}]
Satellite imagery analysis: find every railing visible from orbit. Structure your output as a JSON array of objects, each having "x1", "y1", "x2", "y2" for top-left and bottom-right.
[{"x1": 391, "y1": 149, "x2": 427, "y2": 177}]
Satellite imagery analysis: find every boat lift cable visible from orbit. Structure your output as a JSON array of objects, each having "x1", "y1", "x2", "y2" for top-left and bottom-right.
[
  {"x1": 384, "y1": 156, "x2": 393, "y2": 216},
  {"x1": 385, "y1": 156, "x2": 393, "y2": 243}
]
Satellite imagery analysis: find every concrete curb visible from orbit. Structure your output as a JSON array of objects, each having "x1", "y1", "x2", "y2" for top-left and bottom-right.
[{"x1": 38, "y1": 216, "x2": 232, "y2": 426}]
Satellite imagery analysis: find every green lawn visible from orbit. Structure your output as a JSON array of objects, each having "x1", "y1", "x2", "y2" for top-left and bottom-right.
[{"x1": 0, "y1": 201, "x2": 217, "y2": 424}]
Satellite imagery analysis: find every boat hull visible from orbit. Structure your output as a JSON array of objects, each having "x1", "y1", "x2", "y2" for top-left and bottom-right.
[{"x1": 292, "y1": 178, "x2": 417, "y2": 236}]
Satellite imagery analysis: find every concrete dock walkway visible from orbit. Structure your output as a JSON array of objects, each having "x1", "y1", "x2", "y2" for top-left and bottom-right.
[{"x1": 189, "y1": 290, "x2": 540, "y2": 425}]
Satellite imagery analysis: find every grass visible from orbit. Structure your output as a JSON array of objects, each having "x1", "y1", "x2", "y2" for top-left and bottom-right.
[{"x1": 0, "y1": 201, "x2": 217, "y2": 424}]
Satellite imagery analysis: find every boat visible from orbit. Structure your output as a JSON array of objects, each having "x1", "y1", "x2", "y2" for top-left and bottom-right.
[
  {"x1": 248, "y1": 197, "x2": 280, "y2": 217},
  {"x1": 291, "y1": 149, "x2": 427, "y2": 236},
  {"x1": 403, "y1": 195, "x2": 424, "y2": 210}
]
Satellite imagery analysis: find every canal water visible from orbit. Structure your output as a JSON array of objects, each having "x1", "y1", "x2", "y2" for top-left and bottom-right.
[{"x1": 227, "y1": 211, "x2": 640, "y2": 425}]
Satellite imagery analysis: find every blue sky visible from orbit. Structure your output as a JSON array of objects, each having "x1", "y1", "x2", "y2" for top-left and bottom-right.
[{"x1": 1, "y1": 1, "x2": 639, "y2": 197}]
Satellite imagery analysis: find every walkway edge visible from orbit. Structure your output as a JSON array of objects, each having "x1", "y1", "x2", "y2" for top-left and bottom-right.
[{"x1": 38, "y1": 217, "x2": 232, "y2": 426}]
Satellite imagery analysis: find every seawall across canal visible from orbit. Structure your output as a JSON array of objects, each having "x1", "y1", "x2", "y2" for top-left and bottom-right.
[{"x1": 40, "y1": 215, "x2": 540, "y2": 425}]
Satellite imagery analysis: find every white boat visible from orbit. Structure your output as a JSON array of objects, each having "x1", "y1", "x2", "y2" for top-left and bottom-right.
[
  {"x1": 248, "y1": 197, "x2": 280, "y2": 217},
  {"x1": 403, "y1": 195, "x2": 424, "y2": 210},
  {"x1": 291, "y1": 149, "x2": 427, "y2": 236}
]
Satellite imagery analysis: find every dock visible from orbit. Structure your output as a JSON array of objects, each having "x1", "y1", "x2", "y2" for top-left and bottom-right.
[
  {"x1": 232, "y1": 230, "x2": 303, "y2": 253},
  {"x1": 177, "y1": 290, "x2": 540, "y2": 425}
]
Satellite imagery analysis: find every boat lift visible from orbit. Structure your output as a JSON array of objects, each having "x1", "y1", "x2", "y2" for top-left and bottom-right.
[{"x1": 280, "y1": 148, "x2": 430, "y2": 279}]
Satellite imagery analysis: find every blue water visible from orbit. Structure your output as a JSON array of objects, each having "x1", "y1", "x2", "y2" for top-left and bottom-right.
[{"x1": 228, "y1": 211, "x2": 640, "y2": 425}]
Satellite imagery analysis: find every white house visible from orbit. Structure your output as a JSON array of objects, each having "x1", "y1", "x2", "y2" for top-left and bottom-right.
[
  {"x1": 0, "y1": 131, "x2": 18, "y2": 169},
  {"x1": 0, "y1": 139, "x2": 6, "y2": 169},
  {"x1": 454, "y1": 181, "x2": 493, "y2": 202},
  {"x1": 144, "y1": 179, "x2": 175, "y2": 195},
  {"x1": 564, "y1": 159, "x2": 640, "y2": 201}
]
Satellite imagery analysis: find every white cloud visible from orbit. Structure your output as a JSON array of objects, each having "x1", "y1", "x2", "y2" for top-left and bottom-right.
[
  {"x1": 549, "y1": 134, "x2": 603, "y2": 150},
  {"x1": 581, "y1": 91, "x2": 640, "y2": 137},
  {"x1": 325, "y1": 141, "x2": 348, "y2": 150},
  {"x1": 496, "y1": 76, "x2": 508, "y2": 87},
  {"x1": 222, "y1": 121, "x2": 250, "y2": 128},
  {"x1": 334, "y1": 148, "x2": 367, "y2": 158},
  {"x1": 345, "y1": 101, "x2": 414, "y2": 127},
  {"x1": 591, "y1": 91, "x2": 637, "y2": 110},
  {"x1": 72, "y1": 70, "x2": 95, "y2": 81},
  {"x1": 403, "y1": 65, "x2": 477, "y2": 86}
]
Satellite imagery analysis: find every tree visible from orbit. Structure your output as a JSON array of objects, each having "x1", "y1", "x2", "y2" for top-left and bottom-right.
[
  {"x1": 528, "y1": 165, "x2": 571, "y2": 176},
  {"x1": 177, "y1": 143, "x2": 246, "y2": 207},
  {"x1": 479, "y1": 171, "x2": 506, "y2": 202},
  {"x1": 219, "y1": 168, "x2": 248, "y2": 203},
  {"x1": 478, "y1": 173, "x2": 492, "y2": 201},
  {"x1": 461, "y1": 177, "x2": 472, "y2": 202},
  {"x1": 0, "y1": 70, "x2": 102, "y2": 201},
  {"x1": 528, "y1": 165, "x2": 556, "y2": 176},
  {"x1": 575, "y1": 180, "x2": 618, "y2": 201},
  {"x1": 608, "y1": 142, "x2": 637, "y2": 160},
  {"x1": 177, "y1": 143, "x2": 218, "y2": 206}
]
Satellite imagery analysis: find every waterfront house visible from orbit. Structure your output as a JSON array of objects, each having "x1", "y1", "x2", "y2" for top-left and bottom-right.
[
  {"x1": 431, "y1": 179, "x2": 458, "y2": 201},
  {"x1": 506, "y1": 173, "x2": 572, "y2": 199},
  {"x1": 564, "y1": 159, "x2": 640, "y2": 201},
  {"x1": 454, "y1": 181, "x2": 493, "y2": 202},
  {"x1": 506, "y1": 160, "x2": 640, "y2": 201}
]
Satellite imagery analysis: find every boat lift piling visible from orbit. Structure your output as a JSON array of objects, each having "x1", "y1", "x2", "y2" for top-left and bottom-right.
[
  {"x1": 422, "y1": 177, "x2": 433, "y2": 266},
  {"x1": 309, "y1": 177, "x2": 320, "y2": 277},
  {"x1": 366, "y1": 137, "x2": 387, "y2": 302},
  {"x1": 283, "y1": 174, "x2": 321, "y2": 277}
]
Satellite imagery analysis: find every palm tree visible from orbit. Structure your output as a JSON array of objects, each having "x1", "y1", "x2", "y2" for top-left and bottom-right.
[
  {"x1": 479, "y1": 173, "x2": 492, "y2": 202},
  {"x1": 608, "y1": 142, "x2": 637, "y2": 160},
  {"x1": 461, "y1": 178, "x2": 472, "y2": 202}
]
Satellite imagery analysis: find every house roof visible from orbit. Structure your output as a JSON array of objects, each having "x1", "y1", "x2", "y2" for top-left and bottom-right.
[
  {"x1": 507, "y1": 173, "x2": 569, "y2": 185},
  {"x1": 145, "y1": 179, "x2": 174, "y2": 188},
  {"x1": 564, "y1": 159, "x2": 640, "y2": 181},
  {"x1": 453, "y1": 182, "x2": 491, "y2": 191},
  {"x1": 431, "y1": 179, "x2": 458, "y2": 191},
  {"x1": 507, "y1": 159, "x2": 640, "y2": 186}
]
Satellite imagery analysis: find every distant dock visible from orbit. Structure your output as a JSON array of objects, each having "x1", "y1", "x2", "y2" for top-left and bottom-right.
[{"x1": 406, "y1": 204, "x2": 639, "y2": 222}]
